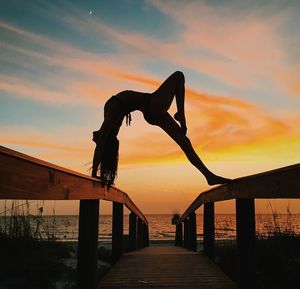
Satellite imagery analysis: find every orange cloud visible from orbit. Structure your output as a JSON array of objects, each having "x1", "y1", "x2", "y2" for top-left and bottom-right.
[
  {"x1": 107, "y1": 72, "x2": 300, "y2": 165},
  {"x1": 0, "y1": 126, "x2": 93, "y2": 174},
  {"x1": 3, "y1": 67, "x2": 299, "y2": 168},
  {"x1": 290, "y1": 81, "x2": 300, "y2": 95},
  {"x1": 1, "y1": 16, "x2": 299, "y2": 171},
  {"x1": 1, "y1": 136, "x2": 86, "y2": 153},
  {"x1": 110, "y1": 70, "x2": 256, "y2": 110},
  {"x1": 148, "y1": 1, "x2": 300, "y2": 95},
  {"x1": 4, "y1": 2, "x2": 298, "y2": 99},
  {"x1": 111, "y1": 71, "x2": 161, "y2": 89},
  {"x1": 43, "y1": 8, "x2": 251, "y2": 88},
  {"x1": 0, "y1": 75, "x2": 74, "y2": 104},
  {"x1": 272, "y1": 67, "x2": 300, "y2": 97}
]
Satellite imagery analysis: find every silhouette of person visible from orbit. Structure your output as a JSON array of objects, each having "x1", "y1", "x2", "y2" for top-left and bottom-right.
[{"x1": 92, "y1": 71, "x2": 230, "y2": 186}]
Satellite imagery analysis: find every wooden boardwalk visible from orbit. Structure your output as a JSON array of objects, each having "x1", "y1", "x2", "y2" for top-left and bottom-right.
[{"x1": 98, "y1": 246, "x2": 237, "y2": 289}]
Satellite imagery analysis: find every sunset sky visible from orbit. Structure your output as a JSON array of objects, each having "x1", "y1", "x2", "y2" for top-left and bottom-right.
[{"x1": 1, "y1": 0, "x2": 300, "y2": 215}]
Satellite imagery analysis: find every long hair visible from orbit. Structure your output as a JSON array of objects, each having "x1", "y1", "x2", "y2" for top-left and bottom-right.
[{"x1": 98, "y1": 132, "x2": 119, "y2": 187}]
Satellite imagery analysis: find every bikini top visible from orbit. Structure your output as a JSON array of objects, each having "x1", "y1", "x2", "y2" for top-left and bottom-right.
[{"x1": 111, "y1": 92, "x2": 153, "y2": 126}]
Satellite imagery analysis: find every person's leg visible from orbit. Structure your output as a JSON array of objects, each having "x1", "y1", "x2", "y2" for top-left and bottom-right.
[
  {"x1": 156, "y1": 113, "x2": 230, "y2": 185},
  {"x1": 151, "y1": 71, "x2": 187, "y2": 133}
]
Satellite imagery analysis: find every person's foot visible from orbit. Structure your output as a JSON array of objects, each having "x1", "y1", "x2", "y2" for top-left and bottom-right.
[
  {"x1": 174, "y1": 112, "x2": 187, "y2": 134},
  {"x1": 207, "y1": 174, "x2": 231, "y2": 185}
]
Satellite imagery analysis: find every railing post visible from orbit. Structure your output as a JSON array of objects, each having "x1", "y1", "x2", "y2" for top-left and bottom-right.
[
  {"x1": 183, "y1": 217, "x2": 189, "y2": 249},
  {"x1": 146, "y1": 224, "x2": 149, "y2": 246},
  {"x1": 112, "y1": 202, "x2": 123, "y2": 264},
  {"x1": 189, "y1": 212, "x2": 197, "y2": 251},
  {"x1": 77, "y1": 200, "x2": 99, "y2": 289},
  {"x1": 129, "y1": 212, "x2": 137, "y2": 251},
  {"x1": 142, "y1": 223, "x2": 148, "y2": 247},
  {"x1": 175, "y1": 222, "x2": 183, "y2": 246},
  {"x1": 203, "y1": 202, "x2": 215, "y2": 259},
  {"x1": 236, "y1": 198, "x2": 256, "y2": 289},
  {"x1": 137, "y1": 218, "x2": 143, "y2": 249}
]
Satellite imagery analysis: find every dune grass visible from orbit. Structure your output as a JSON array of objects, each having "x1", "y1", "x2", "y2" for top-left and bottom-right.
[
  {"x1": 0, "y1": 201, "x2": 76, "y2": 289},
  {"x1": 214, "y1": 208, "x2": 300, "y2": 289}
]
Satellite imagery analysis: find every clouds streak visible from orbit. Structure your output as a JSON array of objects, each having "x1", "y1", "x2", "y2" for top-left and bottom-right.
[{"x1": 1, "y1": 1, "x2": 299, "y2": 170}]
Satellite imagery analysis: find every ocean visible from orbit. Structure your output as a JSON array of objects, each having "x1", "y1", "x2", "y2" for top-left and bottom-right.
[{"x1": 1, "y1": 214, "x2": 300, "y2": 242}]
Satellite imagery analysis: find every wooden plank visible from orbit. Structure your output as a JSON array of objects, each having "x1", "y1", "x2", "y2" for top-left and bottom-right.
[
  {"x1": 97, "y1": 246, "x2": 237, "y2": 289},
  {"x1": 124, "y1": 197, "x2": 148, "y2": 225},
  {"x1": 179, "y1": 184, "x2": 230, "y2": 222},
  {"x1": 112, "y1": 202, "x2": 124, "y2": 264},
  {"x1": 0, "y1": 145, "x2": 94, "y2": 180},
  {"x1": 203, "y1": 202, "x2": 215, "y2": 259},
  {"x1": 228, "y1": 167, "x2": 300, "y2": 199},
  {"x1": 236, "y1": 199, "x2": 256, "y2": 289},
  {"x1": 0, "y1": 146, "x2": 147, "y2": 225},
  {"x1": 77, "y1": 200, "x2": 100, "y2": 289},
  {"x1": 179, "y1": 163, "x2": 300, "y2": 222}
]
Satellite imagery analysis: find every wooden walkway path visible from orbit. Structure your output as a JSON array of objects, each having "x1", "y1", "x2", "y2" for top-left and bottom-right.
[{"x1": 98, "y1": 246, "x2": 237, "y2": 289}]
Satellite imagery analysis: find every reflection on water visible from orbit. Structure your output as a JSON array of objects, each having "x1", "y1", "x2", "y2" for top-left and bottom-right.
[{"x1": 1, "y1": 214, "x2": 299, "y2": 242}]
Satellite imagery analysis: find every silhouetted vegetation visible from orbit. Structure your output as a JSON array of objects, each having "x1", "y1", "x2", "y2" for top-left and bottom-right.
[
  {"x1": 0, "y1": 201, "x2": 76, "y2": 289},
  {"x1": 0, "y1": 233, "x2": 75, "y2": 289},
  {"x1": 214, "y1": 208, "x2": 300, "y2": 289}
]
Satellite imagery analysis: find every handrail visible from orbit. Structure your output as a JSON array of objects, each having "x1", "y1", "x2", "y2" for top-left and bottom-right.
[
  {"x1": 0, "y1": 145, "x2": 149, "y2": 289},
  {"x1": 175, "y1": 163, "x2": 300, "y2": 289},
  {"x1": 0, "y1": 145, "x2": 147, "y2": 225},
  {"x1": 179, "y1": 163, "x2": 300, "y2": 222}
]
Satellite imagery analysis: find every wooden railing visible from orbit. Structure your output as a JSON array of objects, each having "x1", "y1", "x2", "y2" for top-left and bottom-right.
[
  {"x1": 175, "y1": 164, "x2": 300, "y2": 289},
  {"x1": 0, "y1": 146, "x2": 149, "y2": 289}
]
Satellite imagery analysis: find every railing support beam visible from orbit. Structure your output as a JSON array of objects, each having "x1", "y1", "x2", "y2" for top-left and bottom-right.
[
  {"x1": 129, "y1": 212, "x2": 137, "y2": 251},
  {"x1": 203, "y1": 202, "x2": 214, "y2": 259},
  {"x1": 112, "y1": 202, "x2": 123, "y2": 264},
  {"x1": 189, "y1": 212, "x2": 197, "y2": 251},
  {"x1": 143, "y1": 223, "x2": 148, "y2": 247},
  {"x1": 137, "y1": 218, "x2": 143, "y2": 249},
  {"x1": 175, "y1": 222, "x2": 183, "y2": 246},
  {"x1": 77, "y1": 200, "x2": 99, "y2": 289},
  {"x1": 236, "y1": 198, "x2": 256, "y2": 289},
  {"x1": 146, "y1": 225, "x2": 149, "y2": 246},
  {"x1": 183, "y1": 217, "x2": 189, "y2": 249}
]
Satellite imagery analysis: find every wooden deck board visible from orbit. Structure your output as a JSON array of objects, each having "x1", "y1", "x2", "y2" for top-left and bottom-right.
[{"x1": 98, "y1": 246, "x2": 237, "y2": 289}]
